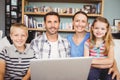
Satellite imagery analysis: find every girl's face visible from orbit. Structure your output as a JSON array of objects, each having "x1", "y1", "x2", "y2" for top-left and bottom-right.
[
  {"x1": 73, "y1": 13, "x2": 88, "y2": 33},
  {"x1": 10, "y1": 27, "x2": 28, "y2": 48},
  {"x1": 92, "y1": 21, "x2": 107, "y2": 39}
]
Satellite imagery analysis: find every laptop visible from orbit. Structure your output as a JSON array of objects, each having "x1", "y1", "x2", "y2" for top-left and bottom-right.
[{"x1": 30, "y1": 57, "x2": 92, "y2": 80}]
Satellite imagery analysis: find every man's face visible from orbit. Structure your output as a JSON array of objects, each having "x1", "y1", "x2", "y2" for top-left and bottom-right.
[{"x1": 44, "y1": 15, "x2": 60, "y2": 35}]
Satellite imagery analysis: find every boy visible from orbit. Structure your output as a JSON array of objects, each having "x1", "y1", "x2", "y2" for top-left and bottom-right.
[{"x1": 0, "y1": 23, "x2": 35, "y2": 80}]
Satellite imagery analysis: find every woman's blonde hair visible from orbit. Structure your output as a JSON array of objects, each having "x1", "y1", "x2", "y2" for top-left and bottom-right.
[
  {"x1": 10, "y1": 23, "x2": 28, "y2": 35},
  {"x1": 90, "y1": 16, "x2": 114, "y2": 55}
]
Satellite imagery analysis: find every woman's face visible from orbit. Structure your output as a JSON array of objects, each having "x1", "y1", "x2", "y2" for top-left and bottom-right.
[{"x1": 73, "y1": 13, "x2": 88, "y2": 33}]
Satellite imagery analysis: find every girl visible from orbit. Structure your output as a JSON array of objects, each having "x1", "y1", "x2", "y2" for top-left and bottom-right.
[{"x1": 84, "y1": 16, "x2": 115, "y2": 80}]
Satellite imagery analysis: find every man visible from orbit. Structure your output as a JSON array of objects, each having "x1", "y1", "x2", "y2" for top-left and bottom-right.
[{"x1": 30, "y1": 11, "x2": 70, "y2": 59}]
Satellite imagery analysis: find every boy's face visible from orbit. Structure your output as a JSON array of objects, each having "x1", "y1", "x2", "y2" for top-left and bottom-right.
[
  {"x1": 44, "y1": 15, "x2": 60, "y2": 35},
  {"x1": 10, "y1": 27, "x2": 28, "y2": 48}
]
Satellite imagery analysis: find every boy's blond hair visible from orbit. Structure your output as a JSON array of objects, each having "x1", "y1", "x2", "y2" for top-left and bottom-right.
[{"x1": 10, "y1": 23, "x2": 28, "y2": 35}]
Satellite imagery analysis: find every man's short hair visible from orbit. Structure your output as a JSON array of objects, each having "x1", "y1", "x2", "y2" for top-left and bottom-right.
[{"x1": 44, "y1": 12, "x2": 60, "y2": 22}]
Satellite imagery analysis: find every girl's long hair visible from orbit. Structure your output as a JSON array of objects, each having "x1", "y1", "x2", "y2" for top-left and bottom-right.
[{"x1": 90, "y1": 16, "x2": 114, "y2": 55}]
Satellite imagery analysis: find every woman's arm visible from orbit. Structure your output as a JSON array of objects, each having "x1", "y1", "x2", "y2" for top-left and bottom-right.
[
  {"x1": 22, "y1": 68, "x2": 31, "y2": 80},
  {"x1": 108, "y1": 60, "x2": 120, "y2": 80},
  {"x1": 0, "y1": 59, "x2": 5, "y2": 80}
]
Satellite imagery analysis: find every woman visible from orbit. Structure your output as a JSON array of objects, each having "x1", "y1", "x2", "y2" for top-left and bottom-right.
[{"x1": 67, "y1": 11, "x2": 89, "y2": 57}]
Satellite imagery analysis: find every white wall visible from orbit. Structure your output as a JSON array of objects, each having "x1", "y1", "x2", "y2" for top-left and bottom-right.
[{"x1": 114, "y1": 39, "x2": 120, "y2": 71}]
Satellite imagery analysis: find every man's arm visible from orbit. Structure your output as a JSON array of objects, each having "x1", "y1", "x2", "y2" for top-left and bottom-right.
[{"x1": 108, "y1": 60, "x2": 120, "y2": 80}]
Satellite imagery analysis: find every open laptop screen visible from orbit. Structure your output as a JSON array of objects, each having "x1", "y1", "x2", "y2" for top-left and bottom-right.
[{"x1": 30, "y1": 57, "x2": 92, "y2": 80}]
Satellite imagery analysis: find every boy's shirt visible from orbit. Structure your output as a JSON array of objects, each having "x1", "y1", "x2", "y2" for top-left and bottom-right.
[{"x1": 0, "y1": 44, "x2": 35, "y2": 79}]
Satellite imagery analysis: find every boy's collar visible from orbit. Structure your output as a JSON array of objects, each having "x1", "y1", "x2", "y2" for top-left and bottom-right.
[{"x1": 12, "y1": 44, "x2": 28, "y2": 54}]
